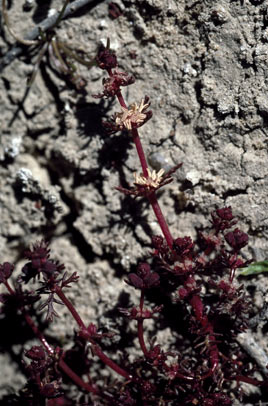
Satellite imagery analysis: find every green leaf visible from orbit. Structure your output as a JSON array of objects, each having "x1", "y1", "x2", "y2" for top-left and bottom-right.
[{"x1": 239, "y1": 260, "x2": 268, "y2": 276}]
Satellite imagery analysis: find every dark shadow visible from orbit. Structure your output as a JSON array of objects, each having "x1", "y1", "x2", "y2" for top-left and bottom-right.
[
  {"x1": 101, "y1": 290, "x2": 138, "y2": 352},
  {"x1": 33, "y1": 0, "x2": 105, "y2": 24},
  {"x1": 32, "y1": 0, "x2": 53, "y2": 24},
  {"x1": 0, "y1": 299, "x2": 55, "y2": 371},
  {"x1": 74, "y1": 96, "x2": 115, "y2": 142},
  {"x1": 97, "y1": 132, "x2": 133, "y2": 171}
]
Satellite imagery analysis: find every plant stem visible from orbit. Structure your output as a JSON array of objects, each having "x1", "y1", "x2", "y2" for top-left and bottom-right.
[
  {"x1": 113, "y1": 86, "x2": 174, "y2": 248},
  {"x1": 92, "y1": 344, "x2": 132, "y2": 380},
  {"x1": 4, "y1": 281, "x2": 98, "y2": 392},
  {"x1": 54, "y1": 285, "x2": 85, "y2": 329},
  {"x1": 4, "y1": 281, "x2": 54, "y2": 354},
  {"x1": 2, "y1": 0, "x2": 38, "y2": 45},
  {"x1": 23, "y1": 311, "x2": 55, "y2": 355},
  {"x1": 137, "y1": 290, "x2": 148, "y2": 356},
  {"x1": 115, "y1": 88, "x2": 128, "y2": 109},
  {"x1": 59, "y1": 358, "x2": 98, "y2": 394},
  {"x1": 132, "y1": 128, "x2": 149, "y2": 176},
  {"x1": 51, "y1": 0, "x2": 70, "y2": 31},
  {"x1": 0, "y1": 0, "x2": 99, "y2": 72},
  {"x1": 148, "y1": 193, "x2": 174, "y2": 249},
  {"x1": 54, "y1": 285, "x2": 132, "y2": 380},
  {"x1": 188, "y1": 287, "x2": 219, "y2": 378}
]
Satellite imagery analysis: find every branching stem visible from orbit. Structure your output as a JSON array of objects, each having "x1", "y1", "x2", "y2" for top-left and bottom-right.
[
  {"x1": 54, "y1": 285, "x2": 132, "y2": 380},
  {"x1": 113, "y1": 85, "x2": 174, "y2": 249}
]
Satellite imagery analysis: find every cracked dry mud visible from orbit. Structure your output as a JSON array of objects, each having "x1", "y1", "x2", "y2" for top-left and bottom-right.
[{"x1": 0, "y1": 0, "x2": 268, "y2": 403}]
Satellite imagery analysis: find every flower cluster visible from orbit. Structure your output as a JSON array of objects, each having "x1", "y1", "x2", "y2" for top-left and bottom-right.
[
  {"x1": 114, "y1": 97, "x2": 152, "y2": 131},
  {"x1": 103, "y1": 96, "x2": 153, "y2": 134},
  {"x1": 96, "y1": 45, "x2": 118, "y2": 70},
  {"x1": 21, "y1": 240, "x2": 65, "y2": 282},
  {"x1": 117, "y1": 163, "x2": 182, "y2": 198},
  {"x1": 24, "y1": 345, "x2": 63, "y2": 399},
  {"x1": 127, "y1": 262, "x2": 160, "y2": 290},
  {"x1": 93, "y1": 70, "x2": 135, "y2": 99},
  {"x1": 134, "y1": 167, "x2": 165, "y2": 189}
]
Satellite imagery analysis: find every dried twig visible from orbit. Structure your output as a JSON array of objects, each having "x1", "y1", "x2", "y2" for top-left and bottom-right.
[{"x1": 0, "y1": 0, "x2": 103, "y2": 72}]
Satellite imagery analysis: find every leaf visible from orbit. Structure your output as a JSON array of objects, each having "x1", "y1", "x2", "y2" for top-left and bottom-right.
[{"x1": 238, "y1": 260, "x2": 268, "y2": 276}]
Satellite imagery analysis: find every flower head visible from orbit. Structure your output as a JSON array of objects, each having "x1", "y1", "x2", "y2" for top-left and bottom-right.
[
  {"x1": 116, "y1": 163, "x2": 182, "y2": 198},
  {"x1": 96, "y1": 47, "x2": 117, "y2": 70},
  {"x1": 134, "y1": 168, "x2": 165, "y2": 189},
  {"x1": 112, "y1": 96, "x2": 152, "y2": 132},
  {"x1": 225, "y1": 228, "x2": 248, "y2": 251},
  {"x1": 93, "y1": 70, "x2": 135, "y2": 99}
]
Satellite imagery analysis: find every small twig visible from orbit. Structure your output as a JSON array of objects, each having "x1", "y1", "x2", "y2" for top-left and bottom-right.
[
  {"x1": 0, "y1": 0, "x2": 102, "y2": 72},
  {"x1": 2, "y1": 0, "x2": 38, "y2": 46}
]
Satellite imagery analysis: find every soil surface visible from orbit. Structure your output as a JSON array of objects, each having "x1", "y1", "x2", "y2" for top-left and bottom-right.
[{"x1": 0, "y1": 0, "x2": 268, "y2": 404}]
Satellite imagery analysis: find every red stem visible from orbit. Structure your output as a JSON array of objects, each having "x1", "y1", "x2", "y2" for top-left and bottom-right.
[
  {"x1": 137, "y1": 290, "x2": 148, "y2": 356},
  {"x1": 54, "y1": 285, "x2": 132, "y2": 380},
  {"x1": 92, "y1": 344, "x2": 132, "y2": 380},
  {"x1": 54, "y1": 285, "x2": 85, "y2": 329},
  {"x1": 4, "y1": 280, "x2": 15, "y2": 295},
  {"x1": 148, "y1": 193, "x2": 174, "y2": 249},
  {"x1": 59, "y1": 358, "x2": 98, "y2": 394},
  {"x1": 116, "y1": 89, "x2": 128, "y2": 109},
  {"x1": 131, "y1": 128, "x2": 149, "y2": 176},
  {"x1": 4, "y1": 282, "x2": 98, "y2": 393},
  {"x1": 188, "y1": 289, "x2": 219, "y2": 378},
  {"x1": 231, "y1": 375, "x2": 263, "y2": 386},
  {"x1": 112, "y1": 78, "x2": 174, "y2": 248},
  {"x1": 5, "y1": 281, "x2": 55, "y2": 355},
  {"x1": 23, "y1": 312, "x2": 55, "y2": 355}
]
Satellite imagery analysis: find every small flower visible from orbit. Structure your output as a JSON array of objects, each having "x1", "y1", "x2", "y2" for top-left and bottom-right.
[
  {"x1": 211, "y1": 207, "x2": 237, "y2": 232},
  {"x1": 96, "y1": 46, "x2": 117, "y2": 70},
  {"x1": 117, "y1": 163, "x2": 182, "y2": 198},
  {"x1": 134, "y1": 167, "x2": 165, "y2": 189},
  {"x1": 127, "y1": 269, "x2": 160, "y2": 290},
  {"x1": 25, "y1": 345, "x2": 46, "y2": 361},
  {"x1": 79, "y1": 322, "x2": 115, "y2": 341},
  {"x1": 93, "y1": 70, "x2": 135, "y2": 99},
  {"x1": 224, "y1": 228, "x2": 248, "y2": 251},
  {"x1": 173, "y1": 236, "x2": 194, "y2": 257},
  {"x1": 115, "y1": 96, "x2": 152, "y2": 131},
  {"x1": 119, "y1": 305, "x2": 163, "y2": 320},
  {"x1": 21, "y1": 240, "x2": 65, "y2": 283}
]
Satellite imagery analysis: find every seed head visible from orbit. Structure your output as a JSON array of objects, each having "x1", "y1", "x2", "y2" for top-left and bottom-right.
[
  {"x1": 115, "y1": 97, "x2": 152, "y2": 131},
  {"x1": 134, "y1": 168, "x2": 165, "y2": 189}
]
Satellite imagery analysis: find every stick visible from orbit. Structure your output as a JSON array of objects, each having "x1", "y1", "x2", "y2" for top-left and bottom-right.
[{"x1": 0, "y1": 0, "x2": 103, "y2": 72}]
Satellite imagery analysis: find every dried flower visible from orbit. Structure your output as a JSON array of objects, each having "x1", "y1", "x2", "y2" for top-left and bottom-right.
[
  {"x1": 115, "y1": 97, "x2": 152, "y2": 131},
  {"x1": 134, "y1": 167, "x2": 165, "y2": 189},
  {"x1": 93, "y1": 70, "x2": 135, "y2": 99},
  {"x1": 117, "y1": 163, "x2": 182, "y2": 198}
]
